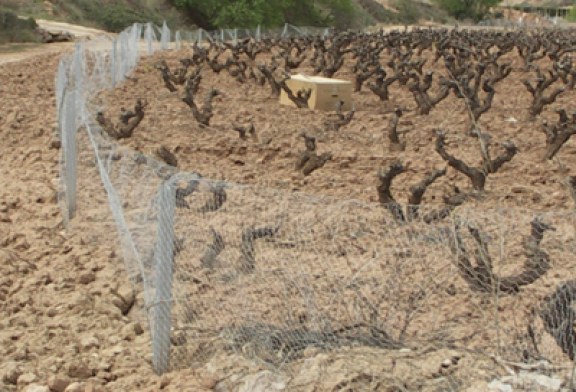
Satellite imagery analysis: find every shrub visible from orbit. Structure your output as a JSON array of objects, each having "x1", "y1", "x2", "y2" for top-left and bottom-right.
[{"x1": 0, "y1": 11, "x2": 40, "y2": 43}]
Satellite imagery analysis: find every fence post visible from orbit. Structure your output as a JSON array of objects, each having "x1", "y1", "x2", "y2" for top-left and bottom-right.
[
  {"x1": 175, "y1": 30, "x2": 181, "y2": 50},
  {"x1": 151, "y1": 180, "x2": 176, "y2": 375},
  {"x1": 72, "y1": 42, "x2": 83, "y2": 104},
  {"x1": 256, "y1": 24, "x2": 261, "y2": 41},
  {"x1": 119, "y1": 32, "x2": 128, "y2": 83},
  {"x1": 111, "y1": 38, "x2": 117, "y2": 87},
  {"x1": 145, "y1": 22, "x2": 154, "y2": 55},
  {"x1": 161, "y1": 21, "x2": 170, "y2": 50},
  {"x1": 129, "y1": 23, "x2": 140, "y2": 67},
  {"x1": 62, "y1": 90, "x2": 78, "y2": 222},
  {"x1": 220, "y1": 29, "x2": 224, "y2": 42},
  {"x1": 55, "y1": 58, "x2": 68, "y2": 122}
]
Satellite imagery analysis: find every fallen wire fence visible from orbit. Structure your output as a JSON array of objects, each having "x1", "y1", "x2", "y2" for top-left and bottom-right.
[{"x1": 55, "y1": 21, "x2": 576, "y2": 386}]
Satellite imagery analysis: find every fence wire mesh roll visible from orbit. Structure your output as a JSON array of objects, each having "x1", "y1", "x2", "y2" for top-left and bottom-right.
[{"x1": 55, "y1": 20, "x2": 576, "y2": 384}]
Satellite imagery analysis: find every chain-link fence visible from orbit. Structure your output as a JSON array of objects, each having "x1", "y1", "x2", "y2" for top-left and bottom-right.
[{"x1": 55, "y1": 21, "x2": 576, "y2": 387}]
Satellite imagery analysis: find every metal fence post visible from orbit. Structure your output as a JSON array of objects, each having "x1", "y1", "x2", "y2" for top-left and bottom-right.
[
  {"x1": 62, "y1": 90, "x2": 77, "y2": 222},
  {"x1": 111, "y1": 38, "x2": 117, "y2": 87},
  {"x1": 161, "y1": 21, "x2": 170, "y2": 50},
  {"x1": 151, "y1": 180, "x2": 176, "y2": 375},
  {"x1": 146, "y1": 22, "x2": 154, "y2": 55},
  {"x1": 55, "y1": 58, "x2": 67, "y2": 125},
  {"x1": 72, "y1": 42, "x2": 83, "y2": 105},
  {"x1": 175, "y1": 30, "x2": 182, "y2": 50}
]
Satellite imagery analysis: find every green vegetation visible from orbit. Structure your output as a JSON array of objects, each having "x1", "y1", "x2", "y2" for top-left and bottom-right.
[
  {"x1": 0, "y1": 0, "x2": 455, "y2": 35},
  {"x1": 0, "y1": 10, "x2": 40, "y2": 44},
  {"x1": 0, "y1": 0, "x2": 189, "y2": 33},
  {"x1": 48, "y1": 0, "x2": 183, "y2": 32},
  {"x1": 567, "y1": 6, "x2": 576, "y2": 22},
  {"x1": 434, "y1": 0, "x2": 500, "y2": 21},
  {"x1": 353, "y1": 0, "x2": 451, "y2": 27},
  {"x1": 171, "y1": 0, "x2": 360, "y2": 29},
  {"x1": 57, "y1": 1, "x2": 161, "y2": 32}
]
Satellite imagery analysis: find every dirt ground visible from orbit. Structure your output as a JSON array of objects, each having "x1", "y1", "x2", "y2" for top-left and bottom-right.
[
  {"x1": 101, "y1": 47, "x2": 576, "y2": 211},
  {"x1": 0, "y1": 21, "x2": 110, "y2": 66},
  {"x1": 2, "y1": 25, "x2": 576, "y2": 392}
]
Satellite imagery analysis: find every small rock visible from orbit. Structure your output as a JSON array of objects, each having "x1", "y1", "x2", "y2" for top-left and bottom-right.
[
  {"x1": 510, "y1": 186, "x2": 528, "y2": 194},
  {"x1": 67, "y1": 363, "x2": 94, "y2": 379},
  {"x1": 84, "y1": 383, "x2": 107, "y2": 392},
  {"x1": 95, "y1": 300, "x2": 121, "y2": 318},
  {"x1": 532, "y1": 192, "x2": 543, "y2": 203},
  {"x1": 48, "y1": 375, "x2": 70, "y2": 392},
  {"x1": 95, "y1": 371, "x2": 115, "y2": 383},
  {"x1": 487, "y1": 379, "x2": 513, "y2": 392},
  {"x1": 49, "y1": 138, "x2": 61, "y2": 150},
  {"x1": 107, "y1": 345, "x2": 124, "y2": 356},
  {"x1": 121, "y1": 323, "x2": 136, "y2": 341},
  {"x1": 64, "y1": 382, "x2": 84, "y2": 392},
  {"x1": 97, "y1": 361, "x2": 112, "y2": 372},
  {"x1": 238, "y1": 371, "x2": 286, "y2": 392},
  {"x1": 159, "y1": 375, "x2": 171, "y2": 389},
  {"x1": 111, "y1": 284, "x2": 135, "y2": 315},
  {"x1": 133, "y1": 322, "x2": 144, "y2": 335},
  {"x1": 1, "y1": 361, "x2": 22, "y2": 385},
  {"x1": 80, "y1": 336, "x2": 100, "y2": 350},
  {"x1": 197, "y1": 373, "x2": 219, "y2": 389},
  {"x1": 120, "y1": 322, "x2": 144, "y2": 341},
  {"x1": 18, "y1": 372, "x2": 38, "y2": 385},
  {"x1": 77, "y1": 272, "x2": 96, "y2": 285},
  {"x1": 36, "y1": 273, "x2": 53, "y2": 285},
  {"x1": 24, "y1": 384, "x2": 50, "y2": 392}
]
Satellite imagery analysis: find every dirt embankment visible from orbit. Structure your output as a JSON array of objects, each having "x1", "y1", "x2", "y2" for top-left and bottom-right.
[{"x1": 0, "y1": 20, "x2": 110, "y2": 66}]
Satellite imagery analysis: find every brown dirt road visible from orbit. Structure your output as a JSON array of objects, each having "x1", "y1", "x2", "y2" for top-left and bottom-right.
[{"x1": 0, "y1": 20, "x2": 111, "y2": 66}]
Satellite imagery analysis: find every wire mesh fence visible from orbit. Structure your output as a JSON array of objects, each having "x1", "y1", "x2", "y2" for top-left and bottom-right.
[
  {"x1": 55, "y1": 20, "x2": 576, "y2": 386},
  {"x1": 55, "y1": 20, "x2": 338, "y2": 374},
  {"x1": 162, "y1": 177, "x2": 576, "y2": 371}
]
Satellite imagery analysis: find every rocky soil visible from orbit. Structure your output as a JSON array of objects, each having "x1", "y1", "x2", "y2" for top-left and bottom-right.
[{"x1": 2, "y1": 34, "x2": 576, "y2": 391}]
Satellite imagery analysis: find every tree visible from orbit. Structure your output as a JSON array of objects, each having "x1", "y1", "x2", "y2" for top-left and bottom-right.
[
  {"x1": 435, "y1": 0, "x2": 500, "y2": 21},
  {"x1": 172, "y1": 0, "x2": 356, "y2": 29}
]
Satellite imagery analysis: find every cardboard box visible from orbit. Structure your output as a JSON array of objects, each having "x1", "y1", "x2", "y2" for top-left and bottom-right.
[{"x1": 279, "y1": 74, "x2": 353, "y2": 111}]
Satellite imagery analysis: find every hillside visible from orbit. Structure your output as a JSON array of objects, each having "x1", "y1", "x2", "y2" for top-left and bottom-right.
[
  {"x1": 1, "y1": 0, "x2": 453, "y2": 33},
  {"x1": 0, "y1": 0, "x2": 191, "y2": 32}
]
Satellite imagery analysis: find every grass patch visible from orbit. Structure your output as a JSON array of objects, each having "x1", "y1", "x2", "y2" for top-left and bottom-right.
[
  {"x1": 396, "y1": 0, "x2": 451, "y2": 24},
  {"x1": 47, "y1": 0, "x2": 188, "y2": 32},
  {"x1": 354, "y1": 0, "x2": 398, "y2": 23},
  {"x1": 0, "y1": 11, "x2": 41, "y2": 44},
  {"x1": 353, "y1": 0, "x2": 451, "y2": 25},
  {"x1": 0, "y1": 42, "x2": 42, "y2": 53}
]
